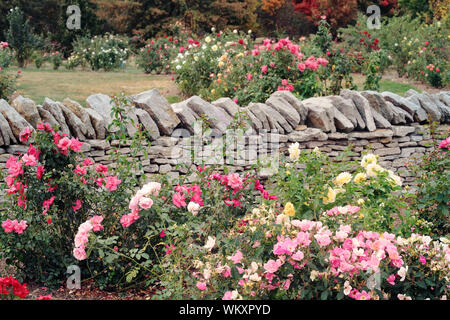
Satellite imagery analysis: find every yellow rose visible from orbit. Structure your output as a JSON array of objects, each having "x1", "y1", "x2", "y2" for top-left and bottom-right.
[
  {"x1": 323, "y1": 188, "x2": 336, "y2": 204},
  {"x1": 283, "y1": 202, "x2": 295, "y2": 217},
  {"x1": 218, "y1": 61, "x2": 224, "y2": 67},
  {"x1": 354, "y1": 172, "x2": 367, "y2": 184},
  {"x1": 288, "y1": 142, "x2": 300, "y2": 161},
  {"x1": 357, "y1": 198, "x2": 365, "y2": 205},
  {"x1": 333, "y1": 172, "x2": 352, "y2": 186},
  {"x1": 286, "y1": 170, "x2": 291, "y2": 176},
  {"x1": 361, "y1": 154, "x2": 377, "y2": 168},
  {"x1": 366, "y1": 163, "x2": 384, "y2": 177}
]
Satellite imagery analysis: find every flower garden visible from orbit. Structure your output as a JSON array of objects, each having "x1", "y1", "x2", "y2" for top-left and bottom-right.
[{"x1": 0, "y1": 1, "x2": 449, "y2": 302}]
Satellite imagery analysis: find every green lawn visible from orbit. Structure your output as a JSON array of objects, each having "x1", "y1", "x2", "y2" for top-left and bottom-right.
[
  {"x1": 16, "y1": 64, "x2": 181, "y2": 107},
  {"x1": 15, "y1": 65, "x2": 421, "y2": 108}
]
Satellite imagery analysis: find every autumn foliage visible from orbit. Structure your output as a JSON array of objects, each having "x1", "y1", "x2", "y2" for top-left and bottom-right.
[{"x1": 292, "y1": 0, "x2": 359, "y2": 31}]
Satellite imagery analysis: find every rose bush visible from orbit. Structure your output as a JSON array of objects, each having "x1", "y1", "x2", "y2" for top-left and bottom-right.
[
  {"x1": 0, "y1": 123, "x2": 126, "y2": 286},
  {"x1": 409, "y1": 135, "x2": 450, "y2": 237},
  {"x1": 174, "y1": 202, "x2": 449, "y2": 300},
  {"x1": 69, "y1": 34, "x2": 130, "y2": 71},
  {"x1": 76, "y1": 165, "x2": 278, "y2": 291},
  {"x1": 173, "y1": 28, "x2": 329, "y2": 106}
]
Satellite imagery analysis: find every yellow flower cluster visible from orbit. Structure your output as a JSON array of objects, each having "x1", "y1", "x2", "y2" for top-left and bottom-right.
[{"x1": 283, "y1": 202, "x2": 295, "y2": 217}]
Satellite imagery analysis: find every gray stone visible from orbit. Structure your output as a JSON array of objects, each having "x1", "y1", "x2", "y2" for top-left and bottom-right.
[
  {"x1": 374, "y1": 147, "x2": 401, "y2": 156},
  {"x1": 328, "y1": 96, "x2": 365, "y2": 129},
  {"x1": 6, "y1": 145, "x2": 29, "y2": 154},
  {"x1": 348, "y1": 129, "x2": 393, "y2": 139},
  {"x1": 0, "y1": 109, "x2": 17, "y2": 145},
  {"x1": 260, "y1": 103, "x2": 294, "y2": 134},
  {"x1": 212, "y1": 97, "x2": 240, "y2": 117},
  {"x1": 266, "y1": 96, "x2": 301, "y2": 128},
  {"x1": 242, "y1": 108, "x2": 263, "y2": 131},
  {"x1": 404, "y1": 89, "x2": 420, "y2": 98},
  {"x1": 59, "y1": 104, "x2": 87, "y2": 140},
  {"x1": 302, "y1": 97, "x2": 336, "y2": 132},
  {"x1": 124, "y1": 108, "x2": 141, "y2": 137},
  {"x1": 153, "y1": 136, "x2": 178, "y2": 147},
  {"x1": 271, "y1": 91, "x2": 308, "y2": 124},
  {"x1": 85, "y1": 108, "x2": 106, "y2": 140},
  {"x1": 36, "y1": 105, "x2": 59, "y2": 129},
  {"x1": 247, "y1": 103, "x2": 271, "y2": 131},
  {"x1": 389, "y1": 103, "x2": 414, "y2": 124},
  {"x1": 410, "y1": 93, "x2": 442, "y2": 122},
  {"x1": 132, "y1": 89, "x2": 181, "y2": 135},
  {"x1": 362, "y1": 91, "x2": 394, "y2": 122},
  {"x1": 371, "y1": 109, "x2": 392, "y2": 129},
  {"x1": 340, "y1": 90, "x2": 376, "y2": 132},
  {"x1": 11, "y1": 95, "x2": 42, "y2": 128},
  {"x1": 392, "y1": 126, "x2": 416, "y2": 137},
  {"x1": 86, "y1": 93, "x2": 119, "y2": 133},
  {"x1": 382, "y1": 91, "x2": 427, "y2": 122},
  {"x1": 185, "y1": 96, "x2": 233, "y2": 134},
  {"x1": 159, "y1": 164, "x2": 172, "y2": 174},
  {"x1": 171, "y1": 100, "x2": 198, "y2": 134},
  {"x1": 437, "y1": 92, "x2": 450, "y2": 107},
  {"x1": 0, "y1": 99, "x2": 33, "y2": 141},
  {"x1": 63, "y1": 98, "x2": 96, "y2": 139},
  {"x1": 327, "y1": 132, "x2": 348, "y2": 140},
  {"x1": 288, "y1": 128, "x2": 328, "y2": 142},
  {"x1": 42, "y1": 98, "x2": 71, "y2": 135},
  {"x1": 88, "y1": 139, "x2": 110, "y2": 150},
  {"x1": 428, "y1": 93, "x2": 450, "y2": 123}
]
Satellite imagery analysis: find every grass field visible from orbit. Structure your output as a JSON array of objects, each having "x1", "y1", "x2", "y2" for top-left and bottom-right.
[
  {"x1": 16, "y1": 64, "x2": 181, "y2": 106},
  {"x1": 16, "y1": 63, "x2": 431, "y2": 107}
]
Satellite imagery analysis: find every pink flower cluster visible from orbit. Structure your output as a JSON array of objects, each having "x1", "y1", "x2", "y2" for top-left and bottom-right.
[
  {"x1": 1, "y1": 219, "x2": 27, "y2": 234},
  {"x1": 172, "y1": 183, "x2": 203, "y2": 208},
  {"x1": 73, "y1": 216, "x2": 104, "y2": 261},
  {"x1": 326, "y1": 205, "x2": 361, "y2": 216},
  {"x1": 438, "y1": 137, "x2": 450, "y2": 149},
  {"x1": 121, "y1": 182, "x2": 161, "y2": 228},
  {"x1": 207, "y1": 172, "x2": 276, "y2": 208}
]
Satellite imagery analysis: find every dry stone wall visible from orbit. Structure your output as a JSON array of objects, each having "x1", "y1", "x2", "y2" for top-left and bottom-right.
[{"x1": 0, "y1": 88, "x2": 449, "y2": 184}]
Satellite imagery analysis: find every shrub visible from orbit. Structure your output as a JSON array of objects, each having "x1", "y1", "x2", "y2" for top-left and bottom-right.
[
  {"x1": 70, "y1": 34, "x2": 130, "y2": 71},
  {"x1": 137, "y1": 36, "x2": 187, "y2": 74},
  {"x1": 0, "y1": 276, "x2": 29, "y2": 299},
  {"x1": 173, "y1": 29, "x2": 328, "y2": 106},
  {"x1": 314, "y1": 18, "x2": 357, "y2": 95},
  {"x1": 0, "y1": 68, "x2": 19, "y2": 100},
  {"x1": 272, "y1": 145, "x2": 414, "y2": 236},
  {"x1": 5, "y1": 7, "x2": 41, "y2": 67},
  {"x1": 0, "y1": 42, "x2": 13, "y2": 69},
  {"x1": 49, "y1": 51, "x2": 63, "y2": 70},
  {"x1": 410, "y1": 134, "x2": 450, "y2": 238},
  {"x1": 0, "y1": 123, "x2": 126, "y2": 286},
  {"x1": 148, "y1": 202, "x2": 449, "y2": 300},
  {"x1": 78, "y1": 165, "x2": 278, "y2": 291}
]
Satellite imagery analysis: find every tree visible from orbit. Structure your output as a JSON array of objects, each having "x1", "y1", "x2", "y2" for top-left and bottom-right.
[
  {"x1": 292, "y1": 0, "x2": 359, "y2": 32},
  {"x1": 6, "y1": 7, "x2": 41, "y2": 67}
]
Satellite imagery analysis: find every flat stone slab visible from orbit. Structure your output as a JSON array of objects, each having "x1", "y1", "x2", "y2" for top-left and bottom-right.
[
  {"x1": 288, "y1": 128, "x2": 328, "y2": 142},
  {"x1": 348, "y1": 129, "x2": 393, "y2": 139},
  {"x1": 63, "y1": 98, "x2": 96, "y2": 139},
  {"x1": 132, "y1": 89, "x2": 180, "y2": 136},
  {"x1": 135, "y1": 108, "x2": 160, "y2": 140},
  {"x1": 0, "y1": 99, "x2": 33, "y2": 141},
  {"x1": 340, "y1": 90, "x2": 376, "y2": 132},
  {"x1": 271, "y1": 91, "x2": 308, "y2": 124},
  {"x1": 382, "y1": 91, "x2": 428, "y2": 122},
  {"x1": 42, "y1": 97, "x2": 71, "y2": 135},
  {"x1": 86, "y1": 93, "x2": 119, "y2": 133},
  {"x1": 11, "y1": 95, "x2": 42, "y2": 128}
]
